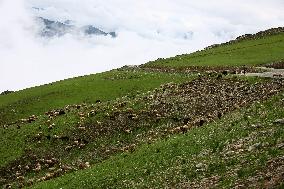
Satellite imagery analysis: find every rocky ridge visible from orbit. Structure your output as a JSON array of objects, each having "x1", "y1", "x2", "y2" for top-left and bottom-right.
[{"x1": 37, "y1": 17, "x2": 117, "y2": 38}]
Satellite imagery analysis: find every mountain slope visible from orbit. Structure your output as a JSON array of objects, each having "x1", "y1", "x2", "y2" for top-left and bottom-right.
[
  {"x1": 0, "y1": 71, "x2": 193, "y2": 126},
  {"x1": 32, "y1": 92, "x2": 284, "y2": 189},
  {"x1": 143, "y1": 29, "x2": 284, "y2": 68},
  {"x1": 1, "y1": 29, "x2": 284, "y2": 126},
  {"x1": 0, "y1": 28, "x2": 284, "y2": 188}
]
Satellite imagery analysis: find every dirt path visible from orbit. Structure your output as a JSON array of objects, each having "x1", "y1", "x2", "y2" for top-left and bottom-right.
[{"x1": 243, "y1": 67, "x2": 284, "y2": 78}]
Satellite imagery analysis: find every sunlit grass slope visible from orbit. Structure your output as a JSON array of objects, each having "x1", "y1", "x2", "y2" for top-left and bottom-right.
[
  {"x1": 32, "y1": 93, "x2": 284, "y2": 189},
  {"x1": 0, "y1": 71, "x2": 193, "y2": 125},
  {"x1": 1, "y1": 32, "x2": 284, "y2": 125},
  {"x1": 143, "y1": 32, "x2": 284, "y2": 68},
  {"x1": 0, "y1": 28, "x2": 283, "y2": 189}
]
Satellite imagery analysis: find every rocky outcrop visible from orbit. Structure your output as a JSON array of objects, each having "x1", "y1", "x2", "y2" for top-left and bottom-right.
[
  {"x1": 37, "y1": 17, "x2": 117, "y2": 38},
  {"x1": 264, "y1": 60, "x2": 284, "y2": 69}
]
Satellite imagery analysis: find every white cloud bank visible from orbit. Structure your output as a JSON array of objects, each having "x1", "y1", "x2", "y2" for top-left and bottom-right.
[{"x1": 0, "y1": 0, "x2": 284, "y2": 91}]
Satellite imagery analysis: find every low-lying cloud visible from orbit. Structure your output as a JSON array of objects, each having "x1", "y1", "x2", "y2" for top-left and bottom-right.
[{"x1": 0, "y1": 0, "x2": 284, "y2": 91}]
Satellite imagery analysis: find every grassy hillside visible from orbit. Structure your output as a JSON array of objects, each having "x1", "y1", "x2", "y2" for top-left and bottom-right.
[
  {"x1": 0, "y1": 28, "x2": 284, "y2": 189},
  {"x1": 143, "y1": 32, "x2": 284, "y2": 68},
  {"x1": 0, "y1": 71, "x2": 194, "y2": 125},
  {"x1": 1, "y1": 30, "x2": 284, "y2": 125},
  {"x1": 32, "y1": 92, "x2": 284, "y2": 189}
]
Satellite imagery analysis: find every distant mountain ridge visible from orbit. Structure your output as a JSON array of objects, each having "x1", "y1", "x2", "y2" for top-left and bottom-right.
[{"x1": 37, "y1": 17, "x2": 117, "y2": 38}]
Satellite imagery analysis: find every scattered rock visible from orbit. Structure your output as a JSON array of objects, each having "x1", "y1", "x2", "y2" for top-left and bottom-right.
[
  {"x1": 48, "y1": 123, "x2": 55, "y2": 130},
  {"x1": 28, "y1": 115, "x2": 37, "y2": 123},
  {"x1": 78, "y1": 126, "x2": 86, "y2": 131},
  {"x1": 24, "y1": 165, "x2": 30, "y2": 170},
  {"x1": 27, "y1": 179, "x2": 34, "y2": 186},
  {"x1": 2, "y1": 72, "x2": 284, "y2": 188},
  {"x1": 262, "y1": 142, "x2": 270, "y2": 147},
  {"x1": 5, "y1": 184, "x2": 12, "y2": 189},
  {"x1": 196, "y1": 163, "x2": 206, "y2": 169},
  {"x1": 251, "y1": 123, "x2": 262, "y2": 129},
  {"x1": 125, "y1": 129, "x2": 131, "y2": 134},
  {"x1": 276, "y1": 143, "x2": 284, "y2": 149},
  {"x1": 79, "y1": 162, "x2": 90, "y2": 169},
  {"x1": 16, "y1": 176, "x2": 24, "y2": 181},
  {"x1": 248, "y1": 146, "x2": 255, "y2": 152},
  {"x1": 85, "y1": 162, "x2": 90, "y2": 168},
  {"x1": 273, "y1": 119, "x2": 284, "y2": 124},
  {"x1": 88, "y1": 110, "x2": 96, "y2": 117},
  {"x1": 265, "y1": 60, "x2": 284, "y2": 69},
  {"x1": 65, "y1": 146, "x2": 73, "y2": 151},
  {"x1": 33, "y1": 163, "x2": 41, "y2": 172},
  {"x1": 248, "y1": 142, "x2": 261, "y2": 151}
]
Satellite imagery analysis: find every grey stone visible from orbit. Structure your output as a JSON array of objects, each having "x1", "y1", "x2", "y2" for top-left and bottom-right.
[{"x1": 274, "y1": 119, "x2": 284, "y2": 124}]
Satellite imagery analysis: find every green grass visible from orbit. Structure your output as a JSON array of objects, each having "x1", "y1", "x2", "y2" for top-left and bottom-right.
[
  {"x1": 1, "y1": 33, "x2": 284, "y2": 125},
  {"x1": 1, "y1": 29, "x2": 284, "y2": 189},
  {"x1": 31, "y1": 92, "x2": 284, "y2": 189},
  {"x1": 0, "y1": 70, "x2": 194, "y2": 125},
  {"x1": 143, "y1": 33, "x2": 284, "y2": 68},
  {"x1": 4, "y1": 74, "x2": 282, "y2": 188},
  {"x1": 0, "y1": 113, "x2": 80, "y2": 167},
  {"x1": 0, "y1": 71, "x2": 196, "y2": 167},
  {"x1": 0, "y1": 70, "x2": 195, "y2": 168}
]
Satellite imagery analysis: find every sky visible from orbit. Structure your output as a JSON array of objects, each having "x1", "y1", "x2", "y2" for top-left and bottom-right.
[{"x1": 0, "y1": 0, "x2": 284, "y2": 92}]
